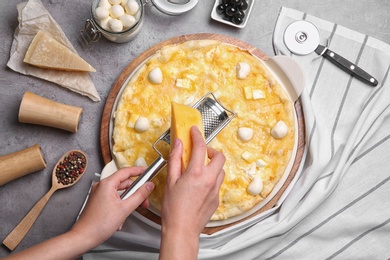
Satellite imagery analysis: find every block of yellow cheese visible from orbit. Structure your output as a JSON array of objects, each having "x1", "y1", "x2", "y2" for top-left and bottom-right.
[
  {"x1": 23, "y1": 31, "x2": 96, "y2": 72},
  {"x1": 170, "y1": 102, "x2": 207, "y2": 172}
]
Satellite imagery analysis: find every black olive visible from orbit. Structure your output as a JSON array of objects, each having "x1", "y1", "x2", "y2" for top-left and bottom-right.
[
  {"x1": 216, "y1": 4, "x2": 226, "y2": 14},
  {"x1": 231, "y1": 14, "x2": 244, "y2": 25},
  {"x1": 221, "y1": 13, "x2": 231, "y2": 21},
  {"x1": 221, "y1": 0, "x2": 230, "y2": 4},
  {"x1": 225, "y1": 5, "x2": 237, "y2": 17},
  {"x1": 236, "y1": 9, "x2": 245, "y2": 19},
  {"x1": 230, "y1": 0, "x2": 241, "y2": 5},
  {"x1": 238, "y1": 0, "x2": 248, "y2": 10}
]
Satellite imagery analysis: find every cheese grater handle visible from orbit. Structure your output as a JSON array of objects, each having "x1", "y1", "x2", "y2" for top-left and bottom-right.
[{"x1": 120, "y1": 156, "x2": 166, "y2": 200}]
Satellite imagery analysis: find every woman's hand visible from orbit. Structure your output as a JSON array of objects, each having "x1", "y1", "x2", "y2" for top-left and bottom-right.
[
  {"x1": 160, "y1": 126, "x2": 225, "y2": 259},
  {"x1": 71, "y1": 167, "x2": 155, "y2": 247},
  {"x1": 6, "y1": 168, "x2": 155, "y2": 260}
]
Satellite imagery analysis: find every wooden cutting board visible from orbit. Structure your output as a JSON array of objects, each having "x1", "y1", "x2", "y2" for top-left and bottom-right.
[{"x1": 100, "y1": 33, "x2": 306, "y2": 234}]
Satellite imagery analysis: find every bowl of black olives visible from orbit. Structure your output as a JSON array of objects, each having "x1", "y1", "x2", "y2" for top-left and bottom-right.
[{"x1": 211, "y1": 0, "x2": 253, "y2": 28}]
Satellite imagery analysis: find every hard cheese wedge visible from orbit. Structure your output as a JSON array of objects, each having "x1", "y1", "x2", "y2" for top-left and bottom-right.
[
  {"x1": 23, "y1": 31, "x2": 96, "y2": 72},
  {"x1": 170, "y1": 102, "x2": 207, "y2": 172}
]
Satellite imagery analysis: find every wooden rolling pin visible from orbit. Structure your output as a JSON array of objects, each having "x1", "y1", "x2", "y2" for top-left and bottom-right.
[
  {"x1": 18, "y1": 92, "x2": 83, "y2": 133},
  {"x1": 0, "y1": 144, "x2": 46, "y2": 186}
]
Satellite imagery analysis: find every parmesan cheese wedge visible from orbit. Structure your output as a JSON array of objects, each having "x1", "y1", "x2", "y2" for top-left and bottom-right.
[
  {"x1": 170, "y1": 102, "x2": 207, "y2": 172},
  {"x1": 23, "y1": 31, "x2": 96, "y2": 72}
]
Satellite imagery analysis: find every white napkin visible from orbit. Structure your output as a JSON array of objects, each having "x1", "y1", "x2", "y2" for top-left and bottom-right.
[
  {"x1": 7, "y1": 0, "x2": 100, "y2": 102},
  {"x1": 84, "y1": 7, "x2": 390, "y2": 259}
]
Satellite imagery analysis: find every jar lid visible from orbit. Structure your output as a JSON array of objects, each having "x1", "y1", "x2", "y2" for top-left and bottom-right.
[{"x1": 151, "y1": 0, "x2": 198, "y2": 15}]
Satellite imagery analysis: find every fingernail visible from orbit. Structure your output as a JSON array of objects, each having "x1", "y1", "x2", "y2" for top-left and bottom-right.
[{"x1": 146, "y1": 182, "x2": 155, "y2": 191}]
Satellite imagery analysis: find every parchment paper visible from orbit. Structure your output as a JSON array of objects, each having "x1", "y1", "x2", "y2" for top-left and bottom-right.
[{"x1": 7, "y1": 0, "x2": 101, "y2": 102}]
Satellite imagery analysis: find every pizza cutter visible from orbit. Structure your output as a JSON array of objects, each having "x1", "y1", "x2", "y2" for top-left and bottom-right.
[
  {"x1": 120, "y1": 92, "x2": 235, "y2": 200},
  {"x1": 283, "y1": 20, "x2": 378, "y2": 87}
]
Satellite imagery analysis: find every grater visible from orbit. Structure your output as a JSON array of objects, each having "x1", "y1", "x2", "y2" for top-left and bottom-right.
[{"x1": 120, "y1": 92, "x2": 235, "y2": 200}]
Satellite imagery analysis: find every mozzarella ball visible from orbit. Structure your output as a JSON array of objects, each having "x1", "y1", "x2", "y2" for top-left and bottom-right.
[
  {"x1": 133, "y1": 9, "x2": 141, "y2": 20},
  {"x1": 95, "y1": 6, "x2": 109, "y2": 20},
  {"x1": 236, "y1": 62, "x2": 250, "y2": 79},
  {"x1": 148, "y1": 68, "x2": 163, "y2": 84},
  {"x1": 120, "y1": 14, "x2": 136, "y2": 28},
  {"x1": 99, "y1": 17, "x2": 112, "y2": 30},
  {"x1": 121, "y1": 0, "x2": 128, "y2": 5},
  {"x1": 134, "y1": 117, "x2": 150, "y2": 132},
  {"x1": 98, "y1": 0, "x2": 111, "y2": 9},
  {"x1": 238, "y1": 127, "x2": 253, "y2": 142},
  {"x1": 125, "y1": 0, "x2": 140, "y2": 15},
  {"x1": 109, "y1": 0, "x2": 122, "y2": 5},
  {"x1": 271, "y1": 120, "x2": 288, "y2": 139},
  {"x1": 247, "y1": 176, "x2": 263, "y2": 195},
  {"x1": 107, "y1": 18, "x2": 123, "y2": 32},
  {"x1": 110, "y1": 4, "x2": 125, "y2": 18}
]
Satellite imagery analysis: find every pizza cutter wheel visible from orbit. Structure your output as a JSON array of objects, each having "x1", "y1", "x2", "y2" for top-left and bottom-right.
[{"x1": 284, "y1": 20, "x2": 378, "y2": 87}]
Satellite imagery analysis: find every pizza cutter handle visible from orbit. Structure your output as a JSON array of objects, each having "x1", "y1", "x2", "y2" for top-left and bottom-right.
[
  {"x1": 120, "y1": 156, "x2": 166, "y2": 200},
  {"x1": 323, "y1": 48, "x2": 378, "y2": 87}
]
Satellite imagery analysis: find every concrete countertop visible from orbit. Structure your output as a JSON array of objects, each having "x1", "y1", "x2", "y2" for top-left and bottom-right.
[{"x1": 1, "y1": 0, "x2": 389, "y2": 257}]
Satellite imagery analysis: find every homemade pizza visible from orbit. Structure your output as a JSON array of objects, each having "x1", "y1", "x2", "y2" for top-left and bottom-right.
[{"x1": 112, "y1": 39, "x2": 295, "y2": 221}]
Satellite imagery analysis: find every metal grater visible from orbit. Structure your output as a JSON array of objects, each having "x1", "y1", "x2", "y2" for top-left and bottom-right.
[{"x1": 120, "y1": 92, "x2": 235, "y2": 200}]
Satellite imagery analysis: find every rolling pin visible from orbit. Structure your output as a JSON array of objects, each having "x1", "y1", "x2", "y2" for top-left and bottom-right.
[
  {"x1": 18, "y1": 92, "x2": 83, "y2": 133},
  {"x1": 0, "y1": 144, "x2": 47, "y2": 186}
]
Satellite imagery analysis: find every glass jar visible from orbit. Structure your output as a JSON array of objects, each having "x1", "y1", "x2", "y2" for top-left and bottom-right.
[{"x1": 82, "y1": 0, "x2": 145, "y2": 45}]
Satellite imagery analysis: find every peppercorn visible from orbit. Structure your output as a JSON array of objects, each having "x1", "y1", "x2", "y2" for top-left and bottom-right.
[{"x1": 56, "y1": 151, "x2": 86, "y2": 185}]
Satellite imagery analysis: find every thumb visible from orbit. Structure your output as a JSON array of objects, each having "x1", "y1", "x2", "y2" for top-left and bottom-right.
[{"x1": 122, "y1": 182, "x2": 155, "y2": 213}]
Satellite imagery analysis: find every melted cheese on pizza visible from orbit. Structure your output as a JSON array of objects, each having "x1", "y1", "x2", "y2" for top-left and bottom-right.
[{"x1": 112, "y1": 40, "x2": 295, "y2": 220}]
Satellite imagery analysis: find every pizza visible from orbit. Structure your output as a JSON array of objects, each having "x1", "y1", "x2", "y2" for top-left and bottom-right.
[{"x1": 112, "y1": 39, "x2": 295, "y2": 221}]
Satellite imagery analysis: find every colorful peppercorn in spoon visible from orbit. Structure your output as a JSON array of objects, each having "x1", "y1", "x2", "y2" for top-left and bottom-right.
[{"x1": 2, "y1": 150, "x2": 87, "y2": 251}]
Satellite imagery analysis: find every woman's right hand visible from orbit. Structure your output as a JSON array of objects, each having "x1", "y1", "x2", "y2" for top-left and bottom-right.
[{"x1": 159, "y1": 126, "x2": 225, "y2": 259}]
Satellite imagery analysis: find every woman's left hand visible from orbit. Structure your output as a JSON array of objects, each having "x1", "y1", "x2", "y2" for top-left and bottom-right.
[{"x1": 71, "y1": 167, "x2": 155, "y2": 246}]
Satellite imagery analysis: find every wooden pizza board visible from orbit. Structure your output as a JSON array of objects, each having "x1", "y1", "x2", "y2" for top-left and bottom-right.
[{"x1": 100, "y1": 33, "x2": 306, "y2": 235}]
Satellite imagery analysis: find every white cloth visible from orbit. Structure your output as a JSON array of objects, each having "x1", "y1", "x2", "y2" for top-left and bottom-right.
[{"x1": 84, "y1": 7, "x2": 390, "y2": 259}]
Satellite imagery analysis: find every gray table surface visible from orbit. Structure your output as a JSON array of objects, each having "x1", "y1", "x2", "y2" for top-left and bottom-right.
[{"x1": 1, "y1": 0, "x2": 389, "y2": 258}]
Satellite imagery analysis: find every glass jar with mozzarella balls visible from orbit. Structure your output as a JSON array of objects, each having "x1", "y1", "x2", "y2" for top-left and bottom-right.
[{"x1": 90, "y1": 0, "x2": 144, "y2": 43}]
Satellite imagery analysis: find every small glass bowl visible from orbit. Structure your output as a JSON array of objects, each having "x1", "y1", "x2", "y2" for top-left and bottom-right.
[{"x1": 82, "y1": 0, "x2": 145, "y2": 45}]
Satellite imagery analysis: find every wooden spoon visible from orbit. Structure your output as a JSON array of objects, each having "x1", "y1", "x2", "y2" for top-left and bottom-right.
[{"x1": 2, "y1": 150, "x2": 88, "y2": 251}]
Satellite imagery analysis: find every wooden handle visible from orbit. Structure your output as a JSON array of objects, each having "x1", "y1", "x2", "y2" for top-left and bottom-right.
[
  {"x1": 0, "y1": 144, "x2": 46, "y2": 186},
  {"x1": 18, "y1": 91, "x2": 83, "y2": 133},
  {"x1": 2, "y1": 186, "x2": 57, "y2": 251}
]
